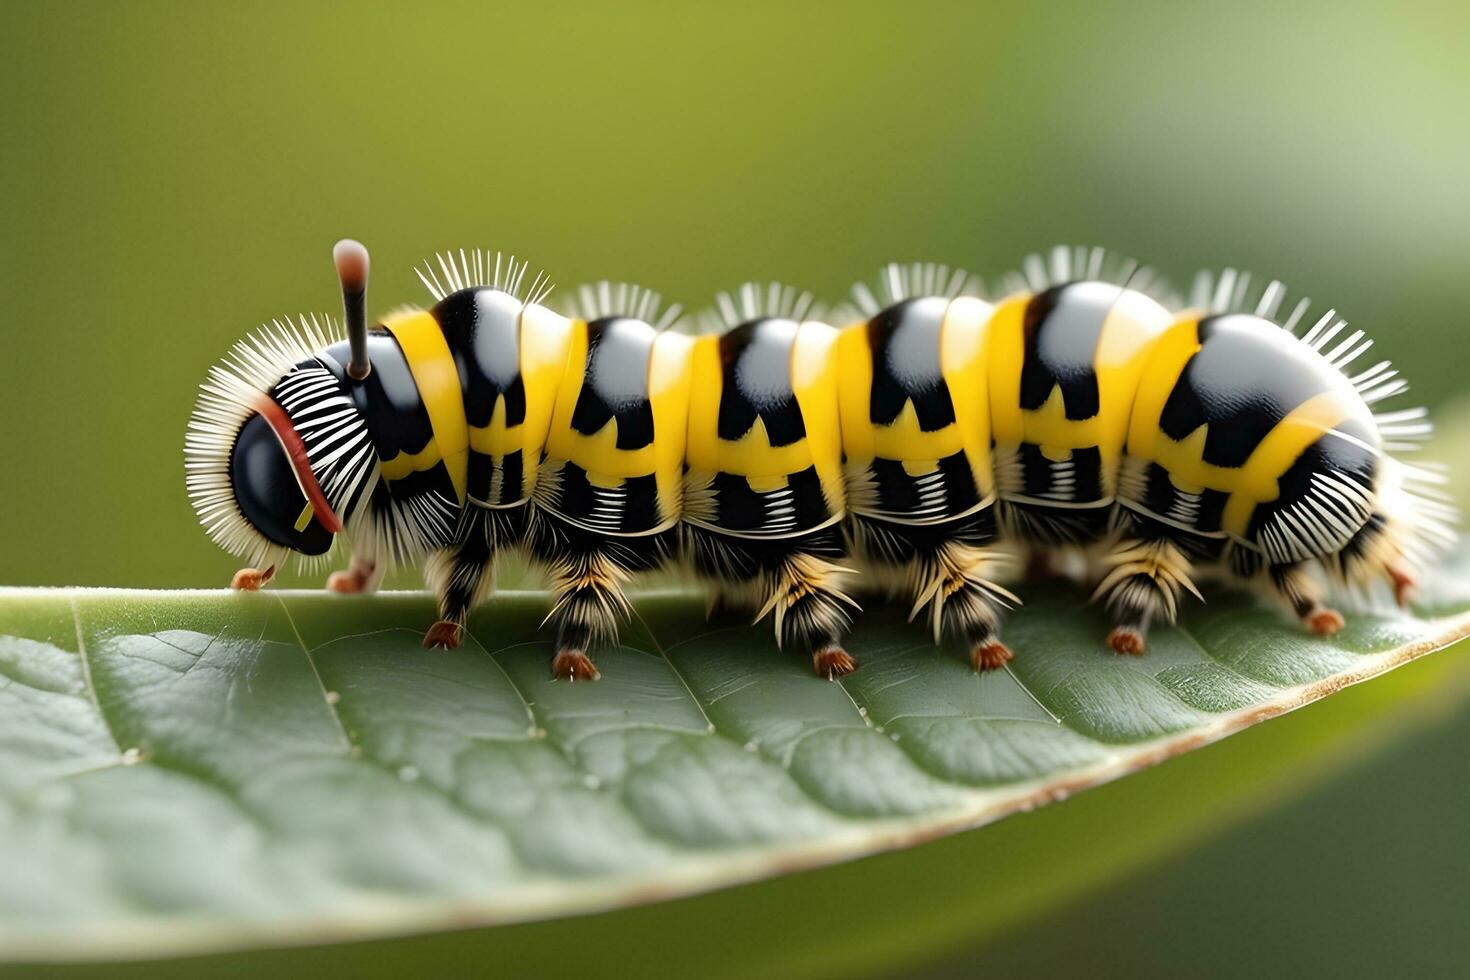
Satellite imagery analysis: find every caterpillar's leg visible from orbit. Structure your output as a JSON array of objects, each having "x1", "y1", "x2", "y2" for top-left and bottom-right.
[
  {"x1": 1334, "y1": 510, "x2": 1422, "y2": 608},
  {"x1": 542, "y1": 548, "x2": 639, "y2": 682},
  {"x1": 422, "y1": 520, "x2": 497, "y2": 651},
  {"x1": 758, "y1": 551, "x2": 859, "y2": 679},
  {"x1": 1266, "y1": 561, "x2": 1344, "y2": 637},
  {"x1": 1093, "y1": 533, "x2": 1201, "y2": 655},
  {"x1": 908, "y1": 541, "x2": 1020, "y2": 672},
  {"x1": 230, "y1": 564, "x2": 277, "y2": 591},
  {"x1": 532, "y1": 513, "x2": 674, "y2": 681},
  {"x1": 326, "y1": 553, "x2": 384, "y2": 595},
  {"x1": 1386, "y1": 561, "x2": 1417, "y2": 609}
]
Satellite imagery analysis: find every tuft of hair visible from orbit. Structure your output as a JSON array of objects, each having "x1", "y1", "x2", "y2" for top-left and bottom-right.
[
  {"x1": 423, "y1": 544, "x2": 499, "y2": 626},
  {"x1": 693, "y1": 281, "x2": 826, "y2": 334},
  {"x1": 754, "y1": 552, "x2": 859, "y2": 651},
  {"x1": 1190, "y1": 269, "x2": 1431, "y2": 449},
  {"x1": 184, "y1": 314, "x2": 341, "y2": 568},
  {"x1": 1334, "y1": 457, "x2": 1459, "y2": 597},
  {"x1": 1093, "y1": 537, "x2": 1203, "y2": 625},
  {"x1": 415, "y1": 248, "x2": 553, "y2": 306},
  {"x1": 850, "y1": 262, "x2": 985, "y2": 317},
  {"x1": 906, "y1": 541, "x2": 1019, "y2": 643},
  {"x1": 1382, "y1": 459, "x2": 1459, "y2": 562},
  {"x1": 540, "y1": 550, "x2": 634, "y2": 647},
  {"x1": 998, "y1": 245, "x2": 1178, "y2": 308},
  {"x1": 351, "y1": 485, "x2": 461, "y2": 570},
  {"x1": 563, "y1": 281, "x2": 684, "y2": 331}
]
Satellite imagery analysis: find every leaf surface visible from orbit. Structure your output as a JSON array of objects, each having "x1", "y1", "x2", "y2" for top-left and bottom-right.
[{"x1": 2, "y1": 559, "x2": 1468, "y2": 961}]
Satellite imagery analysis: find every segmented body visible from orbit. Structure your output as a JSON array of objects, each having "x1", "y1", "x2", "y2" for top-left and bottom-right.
[{"x1": 185, "y1": 247, "x2": 1453, "y2": 678}]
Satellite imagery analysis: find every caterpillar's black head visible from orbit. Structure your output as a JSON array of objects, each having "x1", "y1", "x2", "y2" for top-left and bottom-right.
[
  {"x1": 229, "y1": 413, "x2": 334, "y2": 556},
  {"x1": 185, "y1": 316, "x2": 379, "y2": 571}
]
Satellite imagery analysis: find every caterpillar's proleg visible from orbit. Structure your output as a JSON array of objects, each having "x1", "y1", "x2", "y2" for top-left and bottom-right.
[
  {"x1": 530, "y1": 288, "x2": 690, "y2": 679},
  {"x1": 1094, "y1": 522, "x2": 1202, "y2": 655},
  {"x1": 1329, "y1": 493, "x2": 1449, "y2": 608},
  {"x1": 909, "y1": 543, "x2": 1016, "y2": 671},
  {"x1": 849, "y1": 511, "x2": 1018, "y2": 670},
  {"x1": 1265, "y1": 561, "x2": 1344, "y2": 637},
  {"x1": 326, "y1": 554, "x2": 383, "y2": 595},
  {"x1": 230, "y1": 564, "x2": 277, "y2": 591},
  {"x1": 541, "y1": 544, "x2": 632, "y2": 681},
  {"x1": 529, "y1": 513, "x2": 675, "y2": 680},
  {"x1": 683, "y1": 287, "x2": 854, "y2": 676},
  {"x1": 422, "y1": 510, "x2": 505, "y2": 650},
  {"x1": 686, "y1": 523, "x2": 857, "y2": 676},
  {"x1": 813, "y1": 642, "x2": 857, "y2": 679},
  {"x1": 758, "y1": 550, "x2": 858, "y2": 676}
]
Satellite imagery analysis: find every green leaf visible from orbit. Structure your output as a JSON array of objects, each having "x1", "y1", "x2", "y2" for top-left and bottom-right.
[{"x1": 3, "y1": 554, "x2": 1468, "y2": 965}]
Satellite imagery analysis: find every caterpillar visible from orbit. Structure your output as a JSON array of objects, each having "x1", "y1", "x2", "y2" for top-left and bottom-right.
[{"x1": 184, "y1": 241, "x2": 1455, "y2": 680}]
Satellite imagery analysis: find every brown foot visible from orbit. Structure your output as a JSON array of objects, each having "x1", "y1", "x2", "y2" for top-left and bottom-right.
[
  {"x1": 552, "y1": 648, "x2": 601, "y2": 681},
  {"x1": 423, "y1": 620, "x2": 464, "y2": 650},
  {"x1": 1387, "y1": 562, "x2": 1417, "y2": 609},
  {"x1": 1306, "y1": 607, "x2": 1345, "y2": 637},
  {"x1": 812, "y1": 645, "x2": 857, "y2": 679},
  {"x1": 971, "y1": 641, "x2": 1014, "y2": 672},
  {"x1": 327, "y1": 570, "x2": 365, "y2": 594},
  {"x1": 1107, "y1": 626, "x2": 1146, "y2": 656},
  {"x1": 231, "y1": 565, "x2": 276, "y2": 591}
]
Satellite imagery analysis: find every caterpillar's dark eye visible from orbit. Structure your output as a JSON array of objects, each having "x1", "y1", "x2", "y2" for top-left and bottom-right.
[{"x1": 230, "y1": 413, "x2": 334, "y2": 555}]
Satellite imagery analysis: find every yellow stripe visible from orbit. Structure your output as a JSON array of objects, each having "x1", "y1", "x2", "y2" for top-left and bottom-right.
[
  {"x1": 791, "y1": 322, "x2": 844, "y2": 510},
  {"x1": 1090, "y1": 290, "x2": 1173, "y2": 492},
  {"x1": 1127, "y1": 317, "x2": 1203, "y2": 458},
  {"x1": 988, "y1": 291, "x2": 1172, "y2": 498},
  {"x1": 985, "y1": 295, "x2": 1029, "y2": 446},
  {"x1": 517, "y1": 304, "x2": 575, "y2": 488},
  {"x1": 379, "y1": 443, "x2": 451, "y2": 482},
  {"x1": 834, "y1": 324, "x2": 875, "y2": 462},
  {"x1": 1221, "y1": 391, "x2": 1354, "y2": 535},
  {"x1": 686, "y1": 324, "x2": 843, "y2": 516},
  {"x1": 687, "y1": 331, "x2": 819, "y2": 479},
  {"x1": 545, "y1": 320, "x2": 659, "y2": 480},
  {"x1": 940, "y1": 296, "x2": 996, "y2": 498},
  {"x1": 544, "y1": 319, "x2": 592, "y2": 462},
  {"x1": 383, "y1": 310, "x2": 468, "y2": 502},
  {"x1": 837, "y1": 298, "x2": 996, "y2": 499},
  {"x1": 649, "y1": 330, "x2": 694, "y2": 520},
  {"x1": 871, "y1": 399, "x2": 962, "y2": 468},
  {"x1": 684, "y1": 336, "x2": 726, "y2": 474},
  {"x1": 710, "y1": 414, "x2": 816, "y2": 477}
]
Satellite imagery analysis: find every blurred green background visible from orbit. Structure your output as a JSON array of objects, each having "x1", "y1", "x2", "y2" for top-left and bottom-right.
[
  {"x1": 2, "y1": 0, "x2": 1467, "y2": 590},
  {"x1": 1, "y1": 1, "x2": 1467, "y2": 976}
]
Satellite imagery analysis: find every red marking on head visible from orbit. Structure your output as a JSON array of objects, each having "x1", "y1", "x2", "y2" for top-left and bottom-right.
[{"x1": 249, "y1": 393, "x2": 344, "y2": 534}]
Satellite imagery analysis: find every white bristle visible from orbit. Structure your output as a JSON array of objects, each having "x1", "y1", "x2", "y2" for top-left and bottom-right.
[
  {"x1": 415, "y1": 249, "x2": 554, "y2": 306},
  {"x1": 998, "y1": 245, "x2": 1175, "y2": 308},
  {"x1": 695, "y1": 282, "x2": 825, "y2": 333},
  {"x1": 564, "y1": 281, "x2": 683, "y2": 331},
  {"x1": 183, "y1": 314, "x2": 343, "y2": 568},
  {"x1": 849, "y1": 262, "x2": 984, "y2": 317}
]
